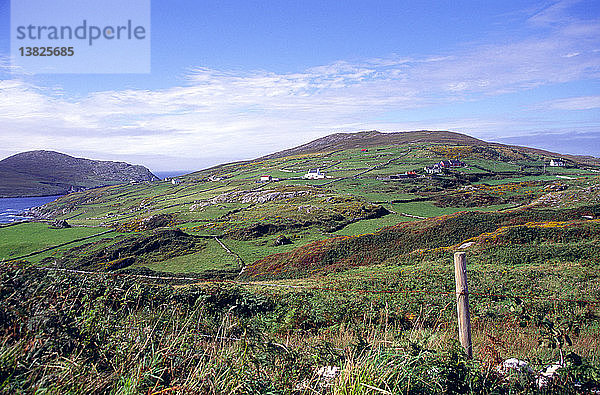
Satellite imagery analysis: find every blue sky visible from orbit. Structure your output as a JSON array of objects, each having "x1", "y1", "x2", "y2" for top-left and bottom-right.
[{"x1": 0, "y1": 0, "x2": 599, "y2": 171}]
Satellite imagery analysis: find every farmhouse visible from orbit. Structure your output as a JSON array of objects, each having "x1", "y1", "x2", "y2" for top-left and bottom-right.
[
  {"x1": 424, "y1": 165, "x2": 443, "y2": 174},
  {"x1": 259, "y1": 175, "x2": 272, "y2": 182},
  {"x1": 304, "y1": 169, "x2": 326, "y2": 179},
  {"x1": 388, "y1": 171, "x2": 418, "y2": 180},
  {"x1": 171, "y1": 179, "x2": 182, "y2": 185},
  {"x1": 208, "y1": 175, "x2": 224, "y2": 182},
  {"x1": 549, "y1": 159, "x2": 566, "y2": 167}
]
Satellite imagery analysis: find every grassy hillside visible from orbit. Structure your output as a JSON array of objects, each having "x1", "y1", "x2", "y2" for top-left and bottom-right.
[
  {"x1": 1, "y1": 131, "x2": 600, "y2": 393},
  {"x1": 0, "y1": 134, "x2": 596, "y2": 275},
  {"x1": 259, "y1": 130, "x2": 487, "y2": 159},
  {"x1": 242, "y1": 205, "x2": 600, "y2": 280},
  {"x1": 261, "y1": 130, "x2": 600, "y2": 166}
]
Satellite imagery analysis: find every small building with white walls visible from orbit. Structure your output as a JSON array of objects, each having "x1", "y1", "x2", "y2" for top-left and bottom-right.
[
  {"x1": 304, "y1": 169, "x2": 326, "y2": 179},
  {"x1": 424, "y1": 165, "x2": 443, "y2": 174}
]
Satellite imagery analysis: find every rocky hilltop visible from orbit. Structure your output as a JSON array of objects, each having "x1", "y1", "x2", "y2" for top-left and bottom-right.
[
  {"x1": 260, "y1": 130, "x2": 600, "y2": 166},
  {"x1": 0, "y1": 150, "x2": 159, "y2": 197},
  {"x1": 260, "y1": 130, "x2": 488, "y2": 159}
]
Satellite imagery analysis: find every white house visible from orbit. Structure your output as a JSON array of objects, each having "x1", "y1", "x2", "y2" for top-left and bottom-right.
[
  {"x1": 259, "y1": 175, "x2": 272, "y2": 182},
  {"x1": 171, "y1": 178, "x2": 182, "y2": 185},
  {"x1": 304, "y1": 168, "x2": 326, "y2": 179},
  {"x1": 424, "y1": 165, "x2": 443, "y2": 174},
  {"x1": 549, "y1": 159, "x2": 565, "y2": 167},
  {"x1": 208, "y1": 175, "x2": 224, "y2": 182}
]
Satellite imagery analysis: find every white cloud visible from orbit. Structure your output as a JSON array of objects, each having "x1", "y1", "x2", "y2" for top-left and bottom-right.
[
  {"x1": 0, "y1": 1, "x2": 599, "y2": 168},
  {"x1": 528, "y1": 0, "x2": 580, "y2": 26},
  {"x1": 546, "y1": 96, "x2": 600, "y2": 110}
]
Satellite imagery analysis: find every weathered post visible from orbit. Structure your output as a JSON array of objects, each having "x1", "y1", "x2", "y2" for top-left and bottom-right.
[{"x1": 454, "y1": 252, "x2": 472, "y2": 359}]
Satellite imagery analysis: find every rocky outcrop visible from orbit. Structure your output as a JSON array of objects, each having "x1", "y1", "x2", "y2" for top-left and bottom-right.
[{"x1": 210, "y1": 189, "x2": 313, "y2": 204}]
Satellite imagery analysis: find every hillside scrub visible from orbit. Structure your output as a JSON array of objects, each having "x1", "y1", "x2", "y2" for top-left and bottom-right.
[
  {"x1": 1, "y1": 266, "x2": 599, "y2": 393},
  {"x1": 39, "y1": 229, "x2": 207, "y2": 271},
  {"x1": 243, "y1": 205, "x2": 600, "y2": 280}
]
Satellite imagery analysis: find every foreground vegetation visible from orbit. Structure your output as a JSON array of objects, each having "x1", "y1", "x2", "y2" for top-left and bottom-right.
[{"x1": 1, "y1": 265, "x2": 599, "y2": 394}]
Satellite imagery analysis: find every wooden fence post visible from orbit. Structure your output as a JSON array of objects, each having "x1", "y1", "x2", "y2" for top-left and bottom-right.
[{"x1": 454, "y1": 252, "x2": 472, "y2": 359}]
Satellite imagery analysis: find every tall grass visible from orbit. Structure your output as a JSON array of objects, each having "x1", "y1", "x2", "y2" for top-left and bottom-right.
[{"x1": 1, "y1": 266, "x2": 598, "y2": 394}]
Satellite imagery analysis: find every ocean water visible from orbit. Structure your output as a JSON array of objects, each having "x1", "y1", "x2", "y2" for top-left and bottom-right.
[
  {"x1": 153, "y1": 171, "x2": 192, "y2": 180},
  {"x1": 0, "y1": 195, "x2": 62, "y2": 224}
]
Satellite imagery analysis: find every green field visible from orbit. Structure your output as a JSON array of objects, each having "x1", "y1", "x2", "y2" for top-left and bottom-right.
[
  {"x1": 333, "y1": 211, "x2": 417, "y2": 235},
  {"x1": 136, "y1": 238, "x2": 240, "y2": 274},
  {"x1": 0, "y1": 223, "x2": 115, "y2": 261},
  {"x1": 390, "y1": 201, "x2": 516, "y2": 218},
  {"x1": 224, "y1": 228, "x2": 331, "y2": 264},
  {"x1": 474, "y1": 175, "x2": 561, "y2": 185}
]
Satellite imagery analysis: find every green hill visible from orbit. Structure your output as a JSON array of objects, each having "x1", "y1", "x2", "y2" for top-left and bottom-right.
[
  {"x1": 261, "y1": 130, "x2": 600, "y2": 165},
  {"x1": 260, "y1": 130, "x2": 488, "y2": 159},
  {"x1": 5, "y1": 129, "x2": 597, "y2": 275},
  {"x1": 0, "y1": 150, "x2": 159, "y2": 197}
]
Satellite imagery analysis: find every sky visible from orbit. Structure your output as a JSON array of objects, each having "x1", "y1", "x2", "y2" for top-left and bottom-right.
[{"x1": 0, "y1": 0, "x2": 599, "y2": 171}]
